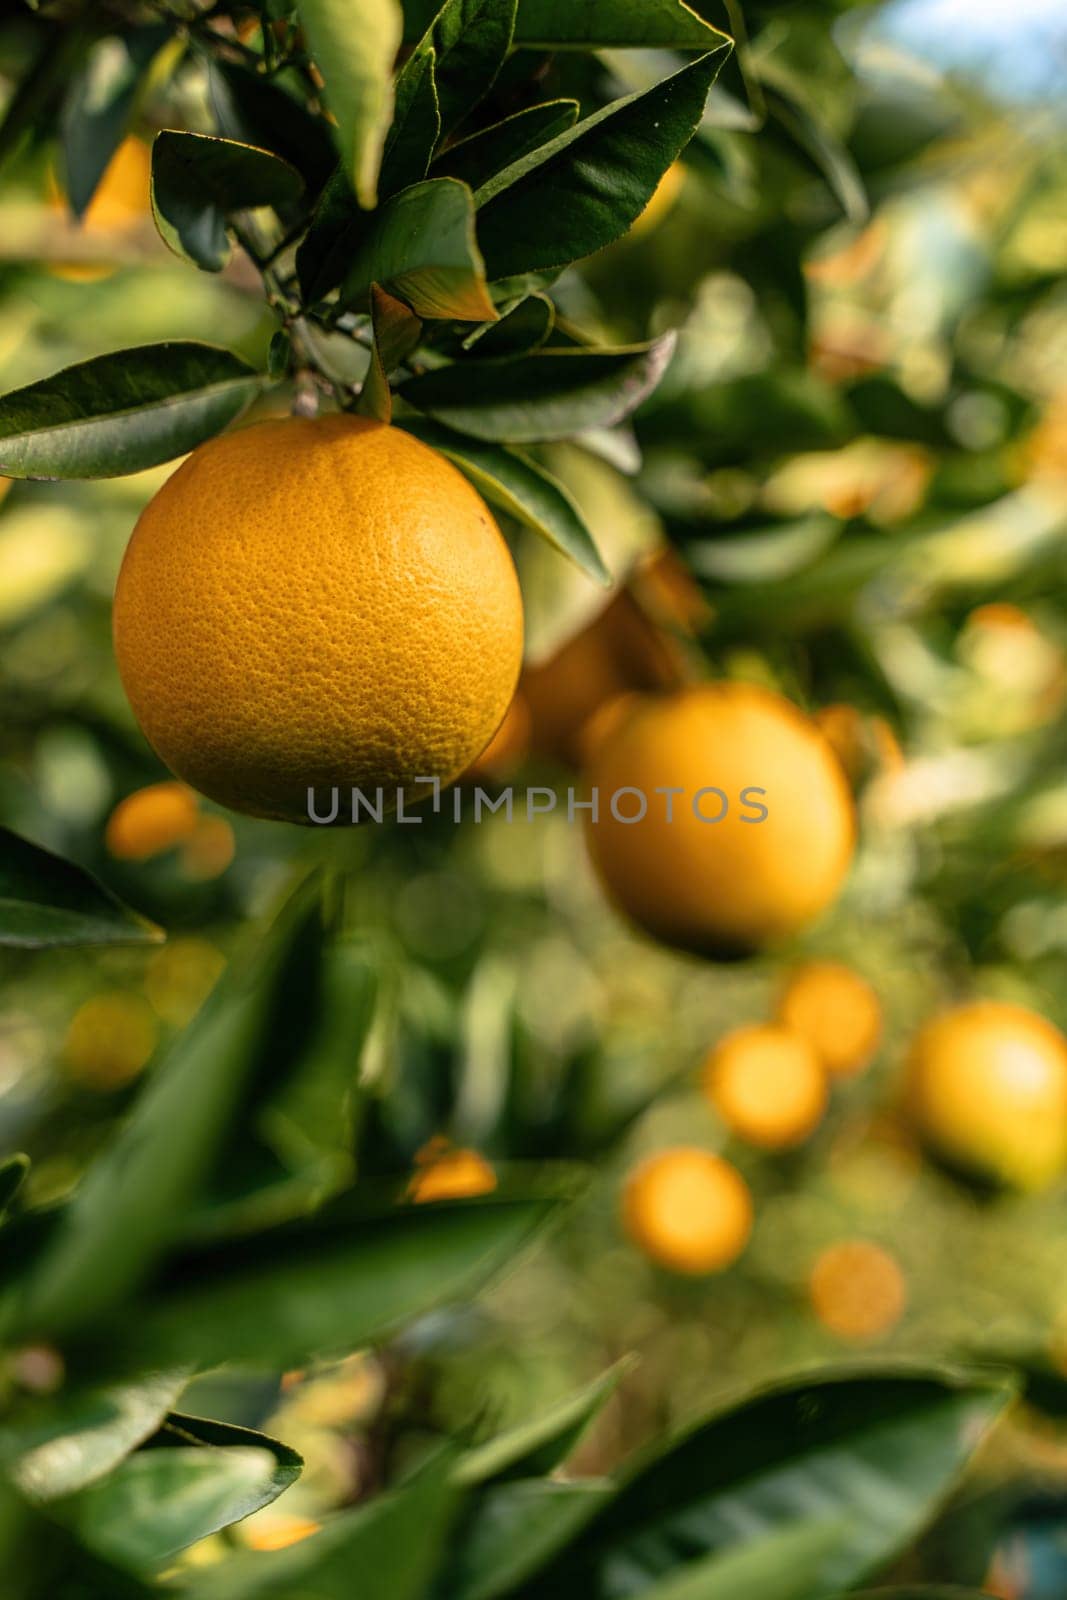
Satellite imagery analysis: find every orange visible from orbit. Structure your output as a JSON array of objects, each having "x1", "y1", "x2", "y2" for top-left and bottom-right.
[
  {"x1": 629, "y1": 160, "x2": 686, "y2": 239},
  {"x1": 809, "y1": 1240, "x2": 906, "y2": 1342},
  {"x1": 113, "y1": 417, "x2": 523, "y2": 823},
  {"x1": 145, "y1": 938, "x2": 226, "y2": 1028},
  {"x1": 180, "y1": 815, "x2": 236, "y2": 880},
  {"x1": 776, "y1": 961, "x2": 882, "y2": 1077},
  {"x1": 105, "y1": 781, "x2": 200, "y2": 860},
  {"x1": 904, "y1": 1000, "x2": 1067, "y2": 1189},
  {"x1": 48, "y1": 135, "x2": 151, "y2": 280},
  {"x1": 64, "y1": 993, "x2": 158, "y2": 1089},
  {"x1": 409, "y1": 1139, "x2": 497, "y2": 1203},
  {"x1": 583, "y1": 684, "x2": 855, "y2": 956},
  {"x1": 464, "y1": 691, "x2": 531, "y2": 779},
  {"x1": 703, "y1": 1023, "x2": 828, "y2": 1149},
  {"x1": 622, "y1": 1147, "x2": 752, "y2": 1275},
  {"x1": 813, "y1": 704, "x2": 903, "y2": 787}
]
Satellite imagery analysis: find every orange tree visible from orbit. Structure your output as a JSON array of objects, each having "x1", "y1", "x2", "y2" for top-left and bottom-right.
[{"x1": 0, "y1": 0, "x2": 1063, "y2": 1595}]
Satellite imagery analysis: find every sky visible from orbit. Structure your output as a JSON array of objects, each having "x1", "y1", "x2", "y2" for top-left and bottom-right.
[{"x1": 874, "y1": 0, "x2": 1067, "y2": 102}]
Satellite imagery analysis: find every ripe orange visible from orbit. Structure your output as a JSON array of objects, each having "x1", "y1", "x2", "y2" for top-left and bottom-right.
[
  {"x1": 105, "y1": 781, "x2": 200, "y2": 860},
  {"x1": 583, "y1": 684, "x2": 855, "y2": 956},
  {"x1": 622, "y1": 1147, "x2": 752, "y2": 1274},
  {"x1": 905, "y1": 1000, "x2": 1067, "y2": 1189},
  {"x1": 703, "y1": 1023, "x2": 828, "y2": 1149},
  {"x1": 409, "y1": 1139, "x2": 497, "y2": 1203},
  {"x1": 813, "y1": 703, "x2": 903, "y2": 787},
  {"x1": 64, "y1": 992, "x2": 158, "y2": 1089},
  {"x1": 464, "y1": 690, "x2": 531, "y2": 780},
  {"x1": 113, "y1": 417, "x2": 523, "y2": 823},
  {"x1": 776, "y1": 961, "x2": 882, "y2": 1078},
  {"x1": 809, "y1": 1240, "x2": 906, "y2": 1342}
]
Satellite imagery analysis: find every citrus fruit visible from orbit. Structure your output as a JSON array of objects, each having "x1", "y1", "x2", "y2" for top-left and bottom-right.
[
  {"x1": 464, "y1": 690, "x2": 531, "y2": 780},
  {"x1": 113, "y1": 416, "x2": 523, "y2": 823},
  {"x1": 583, "y1": 684, "x2": 855, "y2": 956},
  {"x1": 48, "y1": 135, "x2": 151, "y2": 280},
  {"x1": 809, "y1": 1240, "x2": 906, "y2": 1342},
  {"x1": 703, "y1": 1022, "x2": 828, "y2": 1149},
  {"x1": 904, "y1": 999, "x2": 1067, "y2": 1189},
  {"x1": 179, "y1": 815, "x2": 236, "y2": 880},
  {"x1": 409, "y1": 1139, "x2": 497, "y2": 1203},
  {"x1": 813, "y1": 703, "x2": 903, "y2": 787},
  {"x1": 145, "y1": 938, "x2": 227, "y2": 1028},
  {"x1": 105, "y1": 781, "x2": 200, "y2": 860},
  {"x1": 621, "y1": 1147, "x2": 753, "y2": 1274},
  {"x1": 776, "y1": 961, "x2": 882, "y2": 1077},
  {"x1": 64, "y1": 992, "x2": 158, "y2": 1089}
]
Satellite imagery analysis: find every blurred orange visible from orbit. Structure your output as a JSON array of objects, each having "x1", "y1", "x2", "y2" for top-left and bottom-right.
[
  {"x1": 814, "y1": 703, "x2": 903, "y2": 788},
  {"x1": 809, "y1": 1240, "x2": 906, "y2": 1341},
  {"x1": 64, "y1": 992, "x2": 157, "y2": 1089},
  {"x1": 145, "y1": 937, "x2": 226, "y2": 1027},
  {"x1": 703, "y1": 1023, "x2": 828, "y2": 1149},
  {"x1": 106, "y1": 781, "x2": 200, "y2": 861},
  {"x1": 776, "y1": 961, "x2": 882, "y2": 1078},
  {"x1": 622, "y1": 1147, "x2": 753, "y2": 1275},
  {"x1": 463, "y1": 692, "x2": 531, "y2": 780},
  {"x1": 180, "y1": 814, "x2": 236, "y2": 880},
  {"x1": 243, "y1": 1517, "x2": 322, "y2": 1552},
  {"x1": 48, "y1": 135, "x2": 152, "y2": 280},
  {"x1": 409, "y1": 1138, "x2": 497, "y2": 1203}
]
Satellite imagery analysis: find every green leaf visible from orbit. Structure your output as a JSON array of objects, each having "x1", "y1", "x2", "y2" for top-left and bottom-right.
[
  {"x1": 459, "y1": 1360, "x2": 633, "y2": 1485},
  {"x1": 150, "y1": 131, "x2": 304, "y2": 272},
  {"x1": 397, "y1": 419, "x2": 609, "y2": 582},
  {"x1": 635, "y1": 1520, "x2": 857, "y2": 1600},
  {"x1": 0, "y1": 826, "x2": 161, "y2": 948},
  {"x1": 295, "y1": 0, "x2": 403, "y2": 208},
  {"x1": 474, "y1": 52, "x2": 727, "y2": 279},
  {"x1": 432, "y1": 100, "x2": 579, "y2": 190},
  {"x1": 849, "y1": 1591, "x2": 1000, "y2": 1599},
  {"x1": 0, "y1": 344, "x2": 264, "y2": 480},
  {"x1": 7, "y1": 878, "x2": 322, "y2": 1338},
  {"x1": 96, "y1": 1192, "x2": 561, "y2": 1373},
  {"x1": 407, "y1": 0, "x2": 517, "y2": 140},
  {"x1": 0, "y1": 1479, "x2": 156, "y2": 1600},
  {"x1": 60, "y1": 28, "x2": 170, "y2": 218},
  {"x1": 337, "y1": 177, "x2": 495, "y2": 321},
  {"x1": 0, "y1": 1155, "x2": 30, "y2": 1221},
  {"x1": 449, "y1": 1479, "x2": 612, "y2": 1600},
  {"x1": 760, "y1": 73, "x2": 868, "y2": 224},
  {"x1": 402, "y1": 0, "x2": 729, "y2": 47},
  {"x1": 58, "y1": 1415, "x2": 302, "y2": 1571},
  {"x1": 209, "y1": 60, "x2": 337, "y2": 196},
  {"x1": 464, "y1": 293, "x2": 555, "y2": 357},
  {"x1": 180, "y1": 1450, "x2": 460, "y2": 1600},
  {"x1": 379, "y1": 43, "x2": 441, "y2": 197},
  {"x1": 7, "y1": 1372, "x2": 188, "y2": 1500},
  {"x1": 0, "y1": 23, "x2": 86, "y2": 178},
  {"x1": 358, "y1": 284, "x2": 424, "y2": 423},
  {"x1": 294, "y1": 164, "x2": 361, "y2": 302},
  {"x1": 514, "y1": 1371, "x2": 1013, "y2": 1598},
  {"x1": 515, "y1": 0, "x2": 727, "y2": 47},
  {"x1": 400, "y1": 337, "x2": 676, "y2": 443}
]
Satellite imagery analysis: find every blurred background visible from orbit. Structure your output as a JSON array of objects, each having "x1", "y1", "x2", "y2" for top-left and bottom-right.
[{"x1": 2, "y1": 0, "x2": 1067, "y2": 1587}]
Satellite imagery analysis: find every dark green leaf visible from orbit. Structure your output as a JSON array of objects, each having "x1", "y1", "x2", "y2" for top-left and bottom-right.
[
  {"x1": 464, "y1": 293, "x2": 555, "y2": 357},
  {"x1": 7, "y1": 1373, "x2": 188, "y2": 1500},
  {"x1": 380, "y1": 43, "x2": 441, "y2": 197},
  {"x1": 58, "y1": 1415, "x2": 302, "y2": 1570},
  {"x1": 209, "y1": 60, "x2": 337, "y2": 196},
  {"x1": 337, "y1": 177, "x2": 495, "y2": 321},
  {"x1": 459, "y1": 1360, "x2": 633, "y2": 1485},
  {"x1": 180, "y1": 1450, "x2": 460, "y2": 1600},
  {"x1": 397, "y1": 418, "x2": 609, "y2": 581},
  {"x1": 0, "y1": 344, "x2": 264, "y2": 480},
  {"x1": 432, "y1": 100, "x2": 579, "y2": 190},
  {"x1": 295, "y1": 164, "x2": 362, "y2": 302},
  {"x1": 407, "y1": 0, "x2": 517, "y2": 141},
  {"x1": 633, "y1": 1521, "x2": 858, "y2": 1600},
  {"x1": 358, "y1": 284, "x2": 424, "y2": 423},
  {"x1": 97, "y1": 1192, "x2": 562, "y2": 1373},
  {"x1": 402, "y1": 0, "x2": 729, "y2": 47},
  {"x1": 400, "y1": 337, "x2": 676, "y2": 443},
  {"x1": 515, "y1": 1371, "x2": 1013, "y2": 1598},
  {"x1": 760, "y1": 75, "x2": 868, "y2": 224},
  {"x1": 7, "y1": 878, "x2": 321, "y2": 1338},
  {"x1": 0, "y1": 1480, "x2": 156, "y2": 1600},
  {"x1": 449, "y1": 1479, "x2": 612, "y2": 1600},
  {"x1": 60, "y1": 28, "x2": 170, "y2": 218},
  {"x1": 295, "y1": 0, "x2": 403, "y2": 208},
  {"x1": 0, "y1": 826, "x2": 161, "y2": 948},
  {"x1": 0, "y1": 1155, "x2": 30, "y2": 1220},
  {"x1": 475, "y1": 52, "x2": 728, "y2": 279},
  {"x1": 0, "y1": 23, "x2": 85, "y2": 177},
  {"x1": 151, "y1": 131, "x2": 304, "y2": 272}
]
